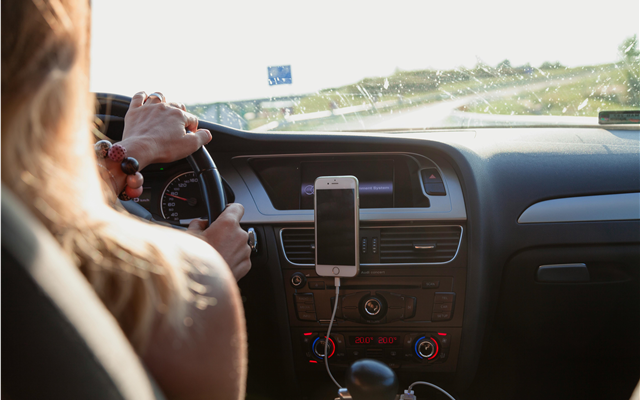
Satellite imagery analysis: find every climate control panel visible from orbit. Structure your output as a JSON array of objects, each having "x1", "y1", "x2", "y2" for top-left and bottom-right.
[
  {"x1": 299, "y1": 330, "x2": 454, "y2": 369},
  {"x1": 284, "y1": 272, "x2": 466, "y2": 374}
]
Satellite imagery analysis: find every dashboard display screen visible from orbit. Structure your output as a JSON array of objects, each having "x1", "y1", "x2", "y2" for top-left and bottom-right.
[
  {"x1": 349, "y1": 336, "x2": 401, "y2": 346},
  {"x1": 301, "y1": 160, "x2": 394, "y2": 209},
  {"x1": 316, "y1": 188, "x2": 356, "y2": 266}
]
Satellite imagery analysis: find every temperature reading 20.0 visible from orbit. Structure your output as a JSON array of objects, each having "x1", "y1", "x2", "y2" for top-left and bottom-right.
[
  {"x1": 377, "y1": 336, "x2": 398, "y2": 345},
  {"x1": 350, "y1": 336, "x2": 400, "y2": 346}
]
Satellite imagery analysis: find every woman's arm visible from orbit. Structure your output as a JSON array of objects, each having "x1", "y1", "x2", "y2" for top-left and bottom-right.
[{"x1": 96, "y1": 91, "x2": 252, "y2": 282}]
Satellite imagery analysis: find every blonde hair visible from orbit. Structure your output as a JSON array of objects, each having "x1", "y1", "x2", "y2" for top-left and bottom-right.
[{"x1": 1, "y1": 0, "x2": 191, "y2": 351}]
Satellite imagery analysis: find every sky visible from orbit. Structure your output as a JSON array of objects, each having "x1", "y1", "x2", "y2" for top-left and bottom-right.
[{"x1": 90, "y1": 0, "x2": 639, "y2": 105}]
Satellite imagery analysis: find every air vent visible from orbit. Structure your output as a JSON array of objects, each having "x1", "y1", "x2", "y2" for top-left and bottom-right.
[
  {"x1": 379, "y1": 226, "x2": 462, "y2": 264},
  {"x1": 281, "y1": 228, "x2": 315, "y2": 265},
  {"x1": 280, "y1": 226, "x2": 462, "y2": 266}
]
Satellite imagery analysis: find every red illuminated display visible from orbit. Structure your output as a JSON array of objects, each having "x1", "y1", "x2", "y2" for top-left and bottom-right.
[{"x1": 350, "y1": 336, "x2": 400, "y2": 346}]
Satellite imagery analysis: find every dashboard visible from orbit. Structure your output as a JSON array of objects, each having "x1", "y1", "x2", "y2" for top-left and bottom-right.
[{"x1": 98, "y1": 98, "x2": 640, "y2": 400}]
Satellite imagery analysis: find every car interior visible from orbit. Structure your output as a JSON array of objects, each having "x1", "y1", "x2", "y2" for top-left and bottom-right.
[
  {"x1": 7, "y1": 90, "x2": 638, "y2": 400},
  {"x1": 3, "y1": 0, "x2": 640, "y2": 398}
]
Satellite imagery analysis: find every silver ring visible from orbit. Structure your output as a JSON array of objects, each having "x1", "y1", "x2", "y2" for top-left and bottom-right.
[{"x1": 147, "y1": 92, "x2": 164, "y2": 103}]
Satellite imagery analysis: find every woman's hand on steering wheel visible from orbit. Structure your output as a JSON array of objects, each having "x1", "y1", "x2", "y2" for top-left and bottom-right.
[
  {"x1": 188, "y1": 204, "x2": 252, "y2": 282},
  {"x1": 120, "y1": 91, "x2": 212, "y2": 169}
]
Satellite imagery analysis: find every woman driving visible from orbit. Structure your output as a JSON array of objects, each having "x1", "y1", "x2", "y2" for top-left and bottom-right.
[{"x1": 2, "y1": 0, "x2": 250, "y2": 398}]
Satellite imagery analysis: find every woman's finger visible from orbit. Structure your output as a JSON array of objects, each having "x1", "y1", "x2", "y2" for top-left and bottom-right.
[
  {"x1": 169, "y1": 101, "x2": 186, "y2": 111},
  {"x1": 183, "y1": 111, "x2": 199, "y2": 133},
  {"x1": 188, "y1": 218, "x2": 208, "y2": 232},
  {"x1": 195, "y1": 129, "x2": 212, "y2": 146},
  {"x1": 221, "y1": 203, "x2": 245, "y2": 222},
  {"x1": 130, "y1": 91, "x2": 148, "y2": 108},
  {"x1": 181, "y1": 129, "x2": 212, "y2": 156},
  {"x1": 145, "y1": 92, "x2": 165, "y2": 105}
]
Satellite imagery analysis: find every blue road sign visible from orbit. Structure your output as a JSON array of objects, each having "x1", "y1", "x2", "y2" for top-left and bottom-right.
[{"x1": 268, "y1": 65, "x2": 292, "y2": 85}]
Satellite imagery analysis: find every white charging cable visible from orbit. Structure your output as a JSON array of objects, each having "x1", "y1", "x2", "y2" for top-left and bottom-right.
[
  {"x1": 400, "y1": 381, "x2": 457, "y2": 400},
  {"x1": 324, "y1": 277, "x2": 342, "y2": 388}
]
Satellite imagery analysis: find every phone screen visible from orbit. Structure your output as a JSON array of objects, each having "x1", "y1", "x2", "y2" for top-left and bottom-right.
[{"x1": 316, "y1": 188, "x2": 356, "y2": 266}]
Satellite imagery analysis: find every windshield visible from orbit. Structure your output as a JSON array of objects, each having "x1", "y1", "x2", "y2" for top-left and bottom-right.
[{"x1": 90, "y1": 0, "x2": 639, "y2": 132}]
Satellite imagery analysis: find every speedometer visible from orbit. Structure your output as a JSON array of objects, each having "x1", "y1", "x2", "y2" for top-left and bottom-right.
[{"x1": 160, "y1": 172, "x2": 207, "y2": 224}]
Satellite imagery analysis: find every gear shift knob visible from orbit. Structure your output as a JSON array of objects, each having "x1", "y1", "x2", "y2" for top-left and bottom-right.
[{"x1": 345, "y1": 359, "x2": 398, "y2": 400}]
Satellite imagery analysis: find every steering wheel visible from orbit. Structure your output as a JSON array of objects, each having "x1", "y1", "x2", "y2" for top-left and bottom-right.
[
  {"x1": 95, "y1": 93, "x2": 226, "y2": 225},
  {"x1": 186, "y1": 147, "x2": 226, "y2": 225}
]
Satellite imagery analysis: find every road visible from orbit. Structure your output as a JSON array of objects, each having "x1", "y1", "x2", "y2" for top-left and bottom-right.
[{"x1": 303, "y1": 76, "x2": 594, "y2": 131}]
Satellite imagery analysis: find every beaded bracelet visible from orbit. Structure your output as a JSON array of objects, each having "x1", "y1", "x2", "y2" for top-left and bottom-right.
[{"x1": 94, "y1": 140, "x2": 144, "y2": 201}]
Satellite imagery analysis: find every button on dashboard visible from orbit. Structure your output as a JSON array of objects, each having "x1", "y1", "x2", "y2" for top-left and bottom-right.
[
  {"x1": 425, "y1": 182, "x2": 446, "y2": 196},
  {"x1": 433, "y1": 302, "x2": 453, "y2": 312},
  {"x1": 298, "y1": 312, "x2": 317, "y2": 321},
  {"x1": 434, "y1": 293, "x2": 455, "y2": 303},
  {"x1": 438, "y1": 335, "x2": 451, "y2": 347},
  {"x1": 386, "y1": 307, "x2": 404, "y2": 322},
  {"x1": 432, "y1": 312, "x2": 451, "y2": 321},
  {"x1": 377, "y1": 291, "x2": 404, "y2": 308},
  {"x1": 421, "y1": 169, "x2": 443, "y2": 183},
  {"x1": 295, "y1": 293, "x2": 315, "y2": 303},
  {"x1": 343, "y1": 307, "x2": 361, "y2": 321},
  {"x1": 421, "y1": 169, "x2": 446, "y2": 195},
  {"x1": 295, "y1": 293, "x2": 317, "y2": 321},
  {"x1": 332, "y1": 333, "x2": 346, "y2": 349},
  {"x1": 422, "y1": 279, "x2": 440, "y2": 289},
  {"x1": 308, "y1": 281, "x2": 325, "y2": 290},
  {"x1": 403, "y1": 296, "x2": 417, "y2": 318},
  {"x1": 296, "y1": 302, "x2": 316, "y2": 312}
]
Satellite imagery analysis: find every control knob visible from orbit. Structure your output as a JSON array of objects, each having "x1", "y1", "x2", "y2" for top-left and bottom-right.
[
  {"x1": 312, "y1": 336, "x2": 335, "y2": 359},
  {"x1": 290, "y1": 272, "x2": 306, "y2": 288},
  {"x1": 364, "y1": 298, "x2": 382, "y2": 316},
  {"x1": 360, "y1": 296, "x2": 386, "y2": 320},
  {"x1": 415, "y1": 336, "x2": 438, "y2": 359}
]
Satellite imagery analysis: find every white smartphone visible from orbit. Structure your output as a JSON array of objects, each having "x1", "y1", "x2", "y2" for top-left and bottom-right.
[{"x1": 314, "y1": 176, "x2": 360, "y2": 277}]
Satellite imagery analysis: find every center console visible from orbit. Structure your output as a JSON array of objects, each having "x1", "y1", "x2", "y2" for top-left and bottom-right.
[
  {"x1": 278, "y1": 224, "x2": 467, "y2": 375},
  {"x1": 229, "y1": 151, "x2": 468, "y2": 391}
]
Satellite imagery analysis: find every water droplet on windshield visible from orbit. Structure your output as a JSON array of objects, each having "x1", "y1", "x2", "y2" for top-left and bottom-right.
[{"x1": 577, "y1": 98, "x2": 589, "y2": 110}]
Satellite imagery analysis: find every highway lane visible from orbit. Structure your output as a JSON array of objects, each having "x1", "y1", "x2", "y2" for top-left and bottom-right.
[{"x1": 305, "y1": 76, "x2": 592, "y2": 131}]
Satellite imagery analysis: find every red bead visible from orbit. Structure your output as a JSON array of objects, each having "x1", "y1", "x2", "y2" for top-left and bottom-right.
[
  {"x1": 124, "y1": 185, "x2": 143, "y2": 199},
  {"x1": 120, "y1": 157, "x2": 139, "y2": 175},
  {"x1": 126, "y1": 172, "x2": 144, "y2": 188},
  {"x1": 108, "y1": 143, "x2": 126, "y2": 162}
]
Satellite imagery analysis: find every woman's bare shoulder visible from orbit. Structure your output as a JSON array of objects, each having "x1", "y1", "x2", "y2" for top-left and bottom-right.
[{"x1": 111, "y1": 214, "x2": 246, "y2": 399}]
